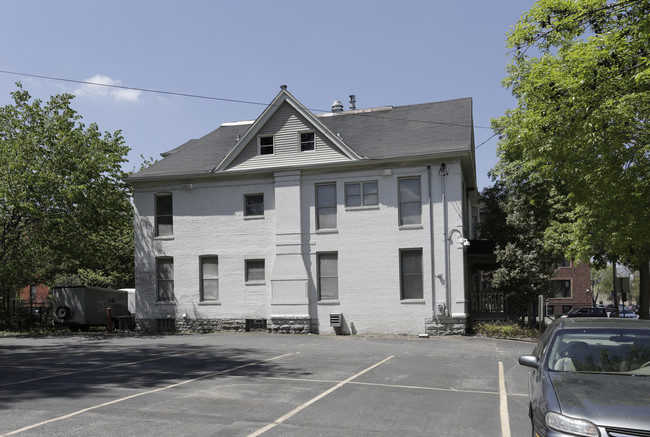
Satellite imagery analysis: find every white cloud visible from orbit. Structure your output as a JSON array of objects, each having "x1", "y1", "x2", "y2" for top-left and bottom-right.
[{"x1": 75, "y1": 74, "x2": 141, "y2": 102}]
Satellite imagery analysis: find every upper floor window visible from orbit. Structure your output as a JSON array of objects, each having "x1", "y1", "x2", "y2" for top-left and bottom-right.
[
  {"x1": 200, "y1": 256, "x2": 219, "y2": 301},
  {"x1": 558, "y1": 257, "x2": 571, "y2": 268},
  {"x1": 316, "y1": 183, "x2": 336, "y2": 230},
  {"x1": 245, "y1": 194, "x2": 264, "y2": 217},
  {"x1": 259, "y1": 135, "x2": 274, "y2": 155},
  {"x1": 345, "y1": 181, "x2": 378, "y2": 207},
  {"x1": 398, "y1": 177, "x2": 421, "y2": 226},
  {"x1": 300, "y1": 132, "x2": 315, "y2": 151},
  {"x1": 552, "y1": 280, "x2": 572, "y2": 298},
  {"x1": 157, "y1": 257, "x2": 174, "y2": 302},
  {"x1": 400, "y1": 249, "x2": 423, "y2": 299},
  {"x1": 155, "y1": 193, "x2": 173, "y2": 237}
]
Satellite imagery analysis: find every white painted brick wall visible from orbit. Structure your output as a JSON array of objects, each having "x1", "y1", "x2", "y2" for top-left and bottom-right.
[{"x1": 133, "y1": 161, "x2": 469, "y2": 335}]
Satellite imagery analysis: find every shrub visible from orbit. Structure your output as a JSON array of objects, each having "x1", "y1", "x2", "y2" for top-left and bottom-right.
[{"x1": 474, "y1": 321, "x2": 540, "y2": 340}]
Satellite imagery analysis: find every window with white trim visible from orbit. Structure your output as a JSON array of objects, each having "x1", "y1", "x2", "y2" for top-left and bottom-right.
[
  {"x1": 400, "y1": 249, "x2": 423, "y2": 299},
  {"x1": 245, "y1": 259, "x2": 265, "y2": 283},
  {"x1": 200, "y1": 256, "x2": 219, "y2": 301},
  {"x1": 316, "y1": 183, "x2": 336, "y2": 229},
  {"x1": 155, "y1": 193, "x2": 173, "y2": 237},
  {"x1": 157, "y1": 257, "x2": 174, "y2": 302},
  {"x1": 300, "y1": 131, "x2": 315, "y2": 151},
  {"x1": 318, "y1": 252, "x2": 338, "y2": 301},
  {"x1": 244, "y1": 194, "x2": 264, "y2": 217},
  {"x1": 345, "y1": 181, "x2": 378, "y2": 207},
  {"x1": 398, "y1": 177, "x2": 421, "y2": 225},
  {"x1": 259, "y1": 135, "x2": 274, "y2": 155}
]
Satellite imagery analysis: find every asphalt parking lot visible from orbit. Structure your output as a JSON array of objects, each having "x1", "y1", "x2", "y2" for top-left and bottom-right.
[{"x1": 0, "y1": 333, "x2": 534, "y2": 436}]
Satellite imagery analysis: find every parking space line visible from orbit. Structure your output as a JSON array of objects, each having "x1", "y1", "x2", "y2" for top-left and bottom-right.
[
  {"x1": 0, "y1": 350, "x2": 208, "y2": 388},
  {"x1": 498, "y1": 361, "x2": 511, "y2": 437},
  {"x1": 248, "y1": 356, "x2": 394, "y2": 437},
  {"x1": 232, "y1": 375, "x2": 527, "y2": 397},
  {"x1": 0, "y1": 352, "x2": 296, "y2": 437}
]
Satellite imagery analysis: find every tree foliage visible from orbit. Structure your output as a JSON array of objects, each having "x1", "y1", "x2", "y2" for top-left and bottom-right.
[
  {"x1": 0, "y1": 84, "x2": 133, "y2": 304},
  {"x1": 479, "y1": 176, "x2": 564, "y2": 302},
  {"x1": 493, "y1": 0, "x2": 650, "y2": 318}
]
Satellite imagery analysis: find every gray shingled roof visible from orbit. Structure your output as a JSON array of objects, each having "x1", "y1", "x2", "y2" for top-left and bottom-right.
[{"x1": 130, "y1": 97, "x2": 473, "y2": 180}]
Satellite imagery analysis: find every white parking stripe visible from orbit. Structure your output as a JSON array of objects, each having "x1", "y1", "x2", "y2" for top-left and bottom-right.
[
  {"x1": 0, "y1": 352, "x2": 296, "y2": 437},
  {"x1": 499, "y1": 361, "x2": 511, "y2": 437},
  {"x1": 0, "y1": 349, "x2": 211, "y2": 388},
  {"x1": 248, "y1": 355, "x2": 395, "y2": 437}
]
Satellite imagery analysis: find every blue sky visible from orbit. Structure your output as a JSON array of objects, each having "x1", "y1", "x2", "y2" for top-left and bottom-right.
[{"x1": 0, "y1": 0, "x2": 536, "y2": 190}]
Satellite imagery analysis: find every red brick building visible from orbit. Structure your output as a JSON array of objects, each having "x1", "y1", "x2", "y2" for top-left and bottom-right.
[
  {"x1": 546, "y1": 260, "x2": 592, "y2": 316},
  {"x1": 17, "y1": 284, "x2": 50, "y2": 307}
]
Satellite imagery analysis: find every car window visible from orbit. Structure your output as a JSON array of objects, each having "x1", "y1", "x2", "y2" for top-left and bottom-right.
[{"x1": 546, "y1": 329, "x2": 650, "y2": 375}]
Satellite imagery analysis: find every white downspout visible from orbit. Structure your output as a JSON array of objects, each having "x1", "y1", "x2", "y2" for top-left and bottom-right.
[
  {"x1": 439, "y1": 163, "x2": 449, "y2": 316},
  {"x1": 427, "y1": 165, "x2": 436, "y2": 318}
]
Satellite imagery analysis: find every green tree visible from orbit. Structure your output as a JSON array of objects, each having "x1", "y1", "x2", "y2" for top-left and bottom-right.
[
  {"x1": 479, "y1": 174, "x2": 565, "y2": 321},
  {"x1": 494, "y1": 0, "x2": 650, "y2": 319},
  {"x1": 0, "y1": 84, "x2": 133, "y2": 304}
]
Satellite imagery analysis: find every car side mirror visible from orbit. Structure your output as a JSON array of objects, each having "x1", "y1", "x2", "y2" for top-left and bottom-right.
[{"x1": 518, "y1": 355, "x2": 539, "y2": 369}]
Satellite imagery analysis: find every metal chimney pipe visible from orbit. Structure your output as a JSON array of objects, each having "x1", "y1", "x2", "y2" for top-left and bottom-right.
[
  {"x1": 332, "y1": 100, "x2": 344, "y2": 112},
  {"x1": 349, "y1": 94, "x2": 356, "y2": 110}
]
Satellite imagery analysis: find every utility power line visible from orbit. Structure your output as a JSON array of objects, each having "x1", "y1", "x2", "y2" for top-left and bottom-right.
[{"x1": 0, "y1": 69, "x2": 499, "y2": 148}]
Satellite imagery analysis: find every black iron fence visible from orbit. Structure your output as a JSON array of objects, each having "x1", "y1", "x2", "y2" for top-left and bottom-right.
[{"x1": 0, "y1": 299, "x2": 52, "y2": 330}]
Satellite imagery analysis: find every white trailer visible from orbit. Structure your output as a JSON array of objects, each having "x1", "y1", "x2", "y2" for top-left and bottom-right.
[{"x1": 52, "y1": 285, "x2": 131, "y2": 331}]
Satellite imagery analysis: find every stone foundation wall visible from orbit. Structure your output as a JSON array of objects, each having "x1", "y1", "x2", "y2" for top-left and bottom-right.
[
  {"x1": 136, "y1": 317, "x2": 312, "y2": 334},
  {"x1": 268, "y1": 316, "x2": 311, "y2": 334},
  {"x1": 425, "y1": 316, "x2": 468, "y2": 336},
  {"x1": 177, "y1": 318, "x2": 248, "y2": 333}
]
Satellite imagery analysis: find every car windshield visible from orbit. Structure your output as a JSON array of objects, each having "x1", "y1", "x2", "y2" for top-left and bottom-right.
[{"x1": 546, "y1": 329, "x2": 650, "y2": 375}]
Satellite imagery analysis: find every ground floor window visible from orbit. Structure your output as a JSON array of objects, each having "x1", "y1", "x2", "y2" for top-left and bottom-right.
[
  {"x1": 318, "y1": 252, "x2": 338, "y2": 301},
  {"x1": 400, "y1": 249, "x2": 423, "y2": 299},
  {"x1": 200, "y1": 256, "x2": 219, "y2": 301},
  {"x1": 157, "y1": 257, "x2": 174, "y2": 302},
  {"x1": 245, "y1": 259, "x2": 265, "y2": 283}
]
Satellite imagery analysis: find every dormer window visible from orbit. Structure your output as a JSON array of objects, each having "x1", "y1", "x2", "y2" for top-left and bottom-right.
[
  {"x1": 300, "y1": 132, "x2": 315, "y2": 151},
  {"x1": 259, "y1": 135, "x2": 274, "y2": 155}
]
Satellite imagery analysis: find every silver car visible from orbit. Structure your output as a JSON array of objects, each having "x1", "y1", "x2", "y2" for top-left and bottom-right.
[{"x1": 519, "y1": 317, "x2": 650, "y2": 436}]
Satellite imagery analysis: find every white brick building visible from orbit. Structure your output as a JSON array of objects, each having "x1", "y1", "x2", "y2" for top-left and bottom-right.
[{"x1": 128, "y1": 87, "x2": 479, "y2": 335}]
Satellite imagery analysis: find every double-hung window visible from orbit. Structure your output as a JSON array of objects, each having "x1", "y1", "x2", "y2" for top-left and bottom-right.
[
  {"x1": 157, "y1": 257, "x2": 174, "y2": 302},
  {"x1": 345, "y1": 181, "x2": 378, "y2": 207},
  {"x1": 155, "y1": 193, "x2": 173, "y2": 237},
  {"x1": 200, "y1": 256, "x2": 219, "y2": 301},
  {"x1": 316, "y1": 183, "x2": 336, "y2": 230},
  {"x1": 245, "y1": 194, "x2": 264, "y2": 217},
  {"x1": 300, "y1": 132, "x2": 315, "y2": 151},
  {"x1": 400, "y1": 249, "x2": 423, "y2": 300},
  {"x1": 259, "y1": 135, "x2": 274, "y2": 155},
  {"x1": 398, "y1": 177, "x2": 421, "y2": 225},
  {"x1": 318, "y1": 253, "x2": 338, "y2": 301}
]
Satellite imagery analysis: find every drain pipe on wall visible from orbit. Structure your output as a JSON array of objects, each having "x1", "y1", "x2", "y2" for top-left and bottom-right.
[
  {"x1": 439, "y1": 163, "x2": 450, "y2": 317},
  {"x1": 427, "y1": 165, "x2": 437, "y2": 320}
]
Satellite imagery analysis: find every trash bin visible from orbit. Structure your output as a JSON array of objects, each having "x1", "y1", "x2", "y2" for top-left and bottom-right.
[{"x1": 119, "y1": 315, "x2": 134, "y2": 332}]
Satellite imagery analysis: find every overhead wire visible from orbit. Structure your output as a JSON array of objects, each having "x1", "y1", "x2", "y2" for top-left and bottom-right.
[{"x1": 0, "y1": 69, "x2": 500, "y2": 147}]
